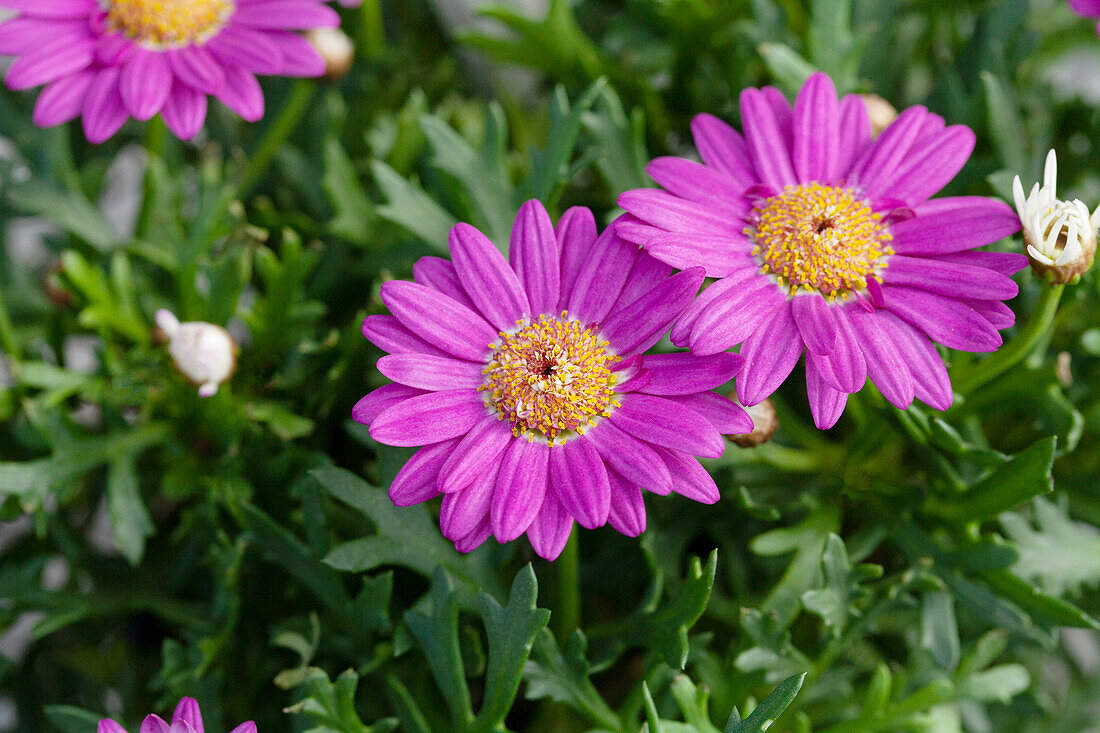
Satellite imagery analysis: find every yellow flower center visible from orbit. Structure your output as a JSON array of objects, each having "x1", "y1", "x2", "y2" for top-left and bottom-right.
[
  {"x1": 480, "y1": 314, "x2": 620, "y2": 443},
  {"x1": 106, "y1": 0, "x2": 235, "y2": 48},
  {"x1": 748, "y1": 183, "x2": 894, "y2": 296}
]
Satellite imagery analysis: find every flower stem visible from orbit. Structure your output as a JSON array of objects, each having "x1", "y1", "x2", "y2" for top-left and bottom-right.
[
  {"x1": 951, "y1": 282, "x2": 1065, "y2": 395},
  {"x1": 553, "y1": 531, "x2": 580, "y2": 639},
  {"x1": 360, "y1": 0, "x2": 385, "y2": 58},
  {"x1": 237, "y1": 80, "x2": 317, "y2": 196},
  {"x1": 0, "y1": 280, "x2": 23, "y2": 388}
]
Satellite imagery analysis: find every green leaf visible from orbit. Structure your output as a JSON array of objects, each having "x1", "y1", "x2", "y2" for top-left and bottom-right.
[
  {"x1": 469, "y1": 564, "x2": 551, "y2": 733},
  {"x1": 1001, "y1": 496, "x2": 1100, "y2": 596},
  {"x1": 322, "y1": 138, "x2": 375, "y2": 245},
  {"x1": 800, "y1": 534, "x2": 863, "y2": 636},
  {"x1": 419, "y1": 107, "x2": 513, "y2": 245},
  {"x1": 525, "y1": 629, "x2": 621, "y2": 731},
  {"x1": 807, "y1": 0, "x2": 857, "y2": 91},
  {"x1": 245, "y1": 402, "x2": 315, "y2": 441},
  {"x1": 404, "y1": 568, "x2": 474, "y2": 729},
  {"x1": 924, "y1": 436, "x2": 1055, "y2": 522},
  {"x1": 980, "y1": 71, "x2": 1028, "y2": 177},
  {"x1": 7, "y1": 181, "x2": 118, "y2": 251},
  {"x1": 315, "y1": 467, "x2": 499, "y2": 604},
  {"x1": 757, "y1": 43, "x2": 816, "y2": 97},
  {"x1": 44, "y1": 705, "x2": 101, "y2": 733},
  {"x1": 921, "y1": 591, "x2": 960, "y2": 670},
  {"x1": 726, "y1": 673, "x2": 806, "y2": 733},
  {"x1": 589, "y1": 550, "x2": 717, "y2": 669},
  {"x1": 958, "y1": 664, "x2": 1030, "y2": 703},
  {"x1": 753, "y1": 507, "x2": 839, "y2": 628},
  {"x1": 642, "y1": 682, "x2": 663, "y2": 733},
  {"x1": 582, "y1": 86, "x2": 651, "y2": 196},
  {"x1": 979, "y1": 567, "x2": 1100, "y2": 630},
  {"x1": 669, "y1": 675, "x2": 722, "y2": 733},
  {"x1": 370, "y1": 160, "x2": 456, "y2": 253},
  {"x1": 106, "y1": 454, "x2": 154, "y2": 565},
  {"x1": 518, "y1": 80, "x2": 605, "y2": 204}
]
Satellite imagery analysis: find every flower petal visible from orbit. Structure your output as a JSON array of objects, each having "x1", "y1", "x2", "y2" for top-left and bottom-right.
[
  {"x1": 556, "y1": 206, "x2": 597, "y2": 309},
  {"x1": 526, "y1": 490, "x2": 573, "y2": 561},
  {"x1": 565, "y1": 225, "x2": 638, "y2": 323},
  {"x1": 360, "y1": 314, "x2": 451, "y2": 358},
  {"x1": 509, "y1": 200, "x2": 560, "y2": 316},
  {"x1": 161, "y1": 82, "x2": 208, "y2": 141},
  {"x1": 389, "y1": 439, "x2": 458, "y2": 506},
  {"x1": 586, "y1": 420, "x2": 672, "y2": 495},
  {"x1": 664, "y1": 392, "x2": 754, "y2": 434},
  {"x1": 848, "y1": 308, "x2": 915, "y2": 409},
  {"x1": 642, "y1": 231, "x2": 756, "y2": 278},
  {"x1": 637, "y1": 352, "x2": 742, "y2": 395},
  {"x1": 790, "y1": 292, "x2": 838, "y2": 355},
  {"x1": 609, "y1": 393, "x2": 725, "y2": 459},
  {"x1": 601, "y1": 267, "x2": 705, "y2": 355},
  {"x1": 889, "y1": 197, "x2": 1021, "y2": 255},
  {"x1": 792, "y1": 72, "x2": 840, "y2": 184},
  {"x1": 491, "y1": 438, "x2": 549, "y2": 542},
  {"x1": 882, "y1": 254, "x2": 1018, "y2": 300},
  {"x1": 805, "y1": 358, "x2": 849, "y2": 429},
  {"x1": 689, "y1": 276, "x2": 787, "y2": 356},
  {"x1": 736, "y1": 300, "x2": 804, "y2": 406},
  {"x1": 172, "y1": 698, "x2": 204, "y2": 733},
  {"x1": 437, "y1": 415, "x2": 513, "y2": 493},
  {"x1": 690, "y1": 112, "x2": 757, "y2": 187},
  {"x1": 549, "y1": 439, "x2": 610, "y2": 529},
  {"x1": 352, "y1": 384, "x2": 426, "y2": 426},
  {"x1": 654, "y1": 447, "x2": 719, "y2": 504},
  {"x1": 740, "y1": 86, "x2": 797, "y2": 188},
  {"x1": 440, "y1": 461, "x2": 499, "y2": 539},
  {"x1": 449, "y1": 222, "x2": 531, "y2": 331},
  {"x1": 120, "y1": 48, "x2": 172, "y2": 120},
  {"x1": 877, "y1": 311, "x2": 953, "y2": 411},
  {"x1": 370, "y1": 389, "x2": 486, "y2": 447},
  {"x1": 607, "y1": 469, "x2": 646, "y2": 537},
  {"x1": 883, "y1": 285, "x2": 1003, "y2": 352},
  {"x1": 380, "y1": 280, "x2": 496, "y2": 361}
]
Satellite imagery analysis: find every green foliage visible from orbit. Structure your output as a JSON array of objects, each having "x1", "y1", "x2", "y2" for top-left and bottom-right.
[{"x1": 2, "y1": 1, "x2": 1100, "y2": 732}]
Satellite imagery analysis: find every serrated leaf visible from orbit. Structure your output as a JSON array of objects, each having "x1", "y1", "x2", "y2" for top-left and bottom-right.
[
  {"x1": 726, "y1": 674, "x2": 805, "y2": 733},
  {"x1": 322, "y1": 138, "x2": 374, "y2": 245},
  {"x1": 370, "y1": 160, "x2": 456, "y2": 253},
  {"x1": 106, "y1": 454, "x2": 153, "y2": 565},
  {"x1": 7, "y1": 181, "x2": 118, "y2": 251},
  {"x1": 589, "y1": 551, "x2": 717, "y2": 669},
  {"x1": 404, "y1": 568, "x2": 474, "y2": 729},
  {"x1": 469, "y1": 565, "x2": 550, "y2": 733},
  {"x1": 924, "y1": 436, "x2": 1055, "y2": 522},
  {"x1": 1002, "y1": 496, "x2": 1100, "y2": 596},
  {"x1": 525, "y1": 629, "x2": 620, "y2": 731}
]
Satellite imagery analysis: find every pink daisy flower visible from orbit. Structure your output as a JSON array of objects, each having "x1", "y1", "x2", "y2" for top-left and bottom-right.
[
  {"x1": 98, "y1": 697, "x2": 256, "y2": 733},
  {"x1": 1070, "y1": 0, "x2": 1100, "y2": 32},
  {"x1": 617, "y1": 72, "x2": 1027, "y2": 429},
  {"x1": 0, "y1": 0, "x2": 351, "y2": 143},
  {"x1": 353, "y1": 200, "x2": 753, "y2": 560}
]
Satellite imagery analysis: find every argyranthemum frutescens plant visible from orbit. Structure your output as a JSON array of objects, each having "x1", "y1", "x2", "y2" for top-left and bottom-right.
[
  {"x1": 0, "y1": 0, "x2": 358, "y2": 141},
  {"x1": 618, "y1": 72, "x2": 1027, "y2": 428},
  {"x1": 354, "y1": 199, "x2": 752, "y2": 559}
]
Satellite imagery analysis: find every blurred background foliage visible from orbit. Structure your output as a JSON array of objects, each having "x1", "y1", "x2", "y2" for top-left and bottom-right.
[{"x1": 4, "y1": 0, "x2": 1100, "y2": 731}]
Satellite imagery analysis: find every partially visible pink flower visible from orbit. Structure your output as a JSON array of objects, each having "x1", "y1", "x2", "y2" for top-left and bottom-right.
[
  {"x1": 1070, "y1": 0, "x2": 1100, "y2": 33},
  {"x1": 98, "y1": 697, "x2": 256, "y2": 733},
  {"x1": 617, "y1": 73, "x2": 1026, "y2": 429},
  {"x1": 0, "y1": 0, "x2": 353, "y2": 142},
  {"x1": 354, "y1": 200, "x2": 752, "y2": 560}
]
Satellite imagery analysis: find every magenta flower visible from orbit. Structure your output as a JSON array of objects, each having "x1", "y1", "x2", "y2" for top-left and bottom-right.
[
  {"x1": 353, "y1": 200, "x2": 752, "y2": 560},
  {"x1": 1070, "y1": 0, "x2": 1100, "y2": 32},
  {"x1": 98, "y1": 697, "x2": 256, "y2": 733},
  {"x1": 617, "y1": 72, "x2": 1027, "y2": 429},
  {"x1": 0, "y1": 0, "x2": 349, "y2": 143}
]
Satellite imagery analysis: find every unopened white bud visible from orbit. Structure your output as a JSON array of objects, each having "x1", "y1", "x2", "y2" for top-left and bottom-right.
[
  {"x1": 155, "y1": 309, "x2": 238, "y2": 398},
  {"x1": 305, "y1": 27, "x2": 355, "y2": 79},
  {"x1": 729, "y1": 396, "x2": 778, "y2": 448},
  {"x1": 1013, "y1": 149, "x2": 1099, "y2": 284},
  {"x1": 860, "y1": 94, "x2": 898, "y2": 139}
]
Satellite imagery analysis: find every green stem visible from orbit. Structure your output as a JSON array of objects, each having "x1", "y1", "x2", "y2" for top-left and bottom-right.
[
  {"x1": 237, "y1": 80, "x2": 317, "y2": 196},
  {"x1": 0, "y1": 280, "x2": 22, "y2": 387},
  {"x1": 360, "y1": 0, "x2": 385, "y2": 58},
  {"x1": 553, "y1": 532, "x2": 580, "y2": 640},
  {"x1": 136, "y1": 116, "x2": 167, "y2": 238},
  {"x1": 951, "y1": 282, "x2": 1064, "y2": 395}
]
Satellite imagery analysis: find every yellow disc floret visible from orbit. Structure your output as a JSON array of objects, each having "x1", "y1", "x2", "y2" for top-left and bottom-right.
[
  {"x1": 747, "y1": 183, "x2": 893, "y2": 296},
  {"x1": 107, "y1": 0, "x2": 235, "y2": 48},
  {"x1": 480, "y1": 313, "x2": 620, "y2": 443}
]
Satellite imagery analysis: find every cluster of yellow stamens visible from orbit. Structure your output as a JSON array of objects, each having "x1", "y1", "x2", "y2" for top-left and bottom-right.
[
  {"x1": 480, "y1": 313, "x2": 620, "y2": 443},
  {"x1": 747, "y1": 183, "x2": 893, "y2": 297},
  {"x1": 106, "y1": 0, "x2": 235, "y2": 48}
]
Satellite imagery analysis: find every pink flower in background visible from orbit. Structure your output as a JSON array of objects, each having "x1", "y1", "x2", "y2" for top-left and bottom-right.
[
  {"x1": 98, "y1": 697, "x2": 256, "y2": 733},
  {"x1": 0, "y1": 0, "x2": 354, "y2": 142},
  {"x1": 1070, "y1": 0, "x2": 1100, "y2": 32},
  {"x1": 617, "y1": 72, "x2": 1026, "y2": 429},
  {"x1": 354, "y1": 200, "x2": 752, "y2": 560}
]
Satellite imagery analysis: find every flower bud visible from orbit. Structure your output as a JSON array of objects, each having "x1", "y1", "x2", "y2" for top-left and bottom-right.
[
  {"x1": 155, "y1": 309, "x2": 238, "y2": 398},
  {"x1": 1013, "y1": 149, "x2": 1100, "y2": 284},
  {"x1": 729, "y1": 396, "x2": 777, "y2": 448},
  {"x1": 859, "y1": 94, "x2": 897, "y2": 138},
  {"x1": 305, "y1": 27, "x2": 355, "y2": 80}
]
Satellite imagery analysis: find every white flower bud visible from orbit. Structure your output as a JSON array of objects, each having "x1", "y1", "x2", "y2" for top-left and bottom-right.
[
  {"x1": 729, "y1": 396, "x2": 778, "y2": 448},
  {"x1": 859, "y1": 94, "x2": 898, "y2": 138},
  {"x1": 305, "y1": 27, "x2": 355, "y2": 79},
  {"x1": 1013, "y1": 149, "x2": 1100, "y2": 284},
  {"x1": 155, "y1": 309, "x2": 238, "y2": 398}
]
